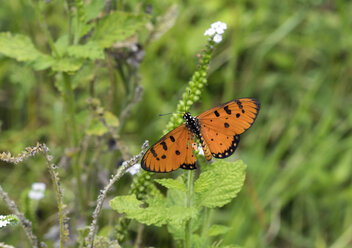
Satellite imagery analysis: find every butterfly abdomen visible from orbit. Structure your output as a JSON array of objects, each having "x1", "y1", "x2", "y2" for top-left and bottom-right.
[{"x1": 197, "y1": 134, "x2": 212, "y2": 160}]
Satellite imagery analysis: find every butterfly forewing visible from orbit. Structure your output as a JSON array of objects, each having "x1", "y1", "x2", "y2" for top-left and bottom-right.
[
  {"x1": 198, "y1": 98, "x2": 260, "y2": 136},
  {"x1": 141, "y1": 124, "x2": 197, "y2": 172}
]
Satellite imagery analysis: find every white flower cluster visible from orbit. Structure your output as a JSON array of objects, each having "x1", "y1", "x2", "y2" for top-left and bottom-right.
[
  {"x1": 204, "y1": 21, "x2": 228, "y2": 44},
  {"x1": 0, "y1": 215, "x2": 10, "y2": 228},
  {"x1": 127, "y1": 163, "x2": 141, "y2": 175},
  {"x1": 28, "y1": 182, "x2": 46, "y2": 200}
]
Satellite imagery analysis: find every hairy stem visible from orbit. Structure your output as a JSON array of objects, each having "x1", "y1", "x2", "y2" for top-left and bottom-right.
[
  {"x1": 42, "y1": 145, "x2": 68, "y2": 248},
  {"x1": 85, "y1": 141, "x2": 149, "y2": 248}
]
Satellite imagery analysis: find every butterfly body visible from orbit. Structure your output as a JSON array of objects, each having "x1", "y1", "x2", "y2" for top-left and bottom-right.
[
  {"x1": 183, "y1": 112, "x2": 213, "y2": 161},
  {"x1": 141, "y1": 98, "x2": 260, "y2": 173}
]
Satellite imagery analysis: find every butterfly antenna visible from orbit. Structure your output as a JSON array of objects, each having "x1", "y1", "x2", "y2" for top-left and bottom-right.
[{"x1": 158, "y1": 112, "x2": 173, "y2": 117}]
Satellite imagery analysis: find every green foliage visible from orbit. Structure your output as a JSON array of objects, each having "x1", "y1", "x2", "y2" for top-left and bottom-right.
[
  {"x1": 195, "y1": 160, "x2": 246, "y2": 208},
  {"x1": 92, "y1": 12, "x2": 149, "y2": 48},
  {"x1": 111, "y1": 160, "x2": 246, "y2": 245},
  {"x1": 86, "y1": 111, "x2": 119, "y2": 136},
  {"x1": 67, "y1": 42, "x2": 104, "y2": 60},
  {"x1": 154, "y1": 177, "x2": 187, "y2": 192},
  {"x1": 0, "y1": 33, "x2": 42, "y2": 62},
  {"x1": 208, "y1": 224, "x2": 231, "y2": 237},
  {"x1": 110, "y1": 194, "x2": 198, "y2": 227}
]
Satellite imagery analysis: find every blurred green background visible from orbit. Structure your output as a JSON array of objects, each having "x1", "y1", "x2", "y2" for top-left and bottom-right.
[{"x1": 1, "y1": 0, "x2": 352, "y2": 247}]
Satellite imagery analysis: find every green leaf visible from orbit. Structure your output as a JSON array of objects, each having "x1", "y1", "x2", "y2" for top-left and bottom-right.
[
  {"x1": 208, "y1": 224, "x2": 231, "y2": 237},
  {"x1": 51, "y1": 57, "x2": 84, "y2": 72},
  {"x1": 92, "y1": 11, "x2": 148, "y2": 48},
  {"x1": 85, "y1": 0, "x2": 105, "y2": 21},
  {"x1": 0, "y1": 33, "x2": 42, "y2": 62},
  {"x1": 155, "y1": 177, "x2": 187, "y2": 192},
  {"x1": 86, "y1": 118, "x2": 108, "y2": 136},
  {"x1": 67, "y1": 41, "x2": 104, "y2": 60},
  {"x1": 194, "y1": 160, "x2": 246, "y2": 208},
  {"x1": 31, "y1": 54, "x2": 55, "y2": 71},
  {"x1": 110, "y1": 194, "x2": 197, "y2": 227},
  {"x1": 104, "y1": 111, "x2": 119, "y2": 127}
]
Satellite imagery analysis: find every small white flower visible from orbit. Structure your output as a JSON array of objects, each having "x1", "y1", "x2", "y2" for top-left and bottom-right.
[
  {"x1": 28, "y1": 182, "x2": 46, "y2": 200},
  {"x1": 213, "y1": 34, "x2": 223, "y2": 43},
  {"x1": 28, "y1": 191, "x2": 45, "y2": 200},
  {"x1": 32, "y1": 182, "x2": 46, "y2": 191},
  {"x1": 127, "y1": 163, "x2": 141, "y2": 175},
  {"x1": 211, "y1": 21, "x2": 227, "y2": 32},
  {"x1": 0, "y1": 216, "x2": 10, "y2": 228},
  {"x1": 204, "y1": 27, "x2": 216, "y2": 36}
]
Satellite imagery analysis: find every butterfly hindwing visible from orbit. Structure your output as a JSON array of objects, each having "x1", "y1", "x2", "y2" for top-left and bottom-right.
[
  {"x1": 198, "y1": 98, "x2": 260, "y2": 158},
  {"x1": 141, "y1": 124, "x2": 197, "y2": 172},
  {"x1": 201, "y1": 125, "x2": 240, "y2": 158}
]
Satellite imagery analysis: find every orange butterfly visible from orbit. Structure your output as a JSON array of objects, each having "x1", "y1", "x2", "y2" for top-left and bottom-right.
[{"x1": 141, "y1": 98, "x2": 260, "y2": 172}]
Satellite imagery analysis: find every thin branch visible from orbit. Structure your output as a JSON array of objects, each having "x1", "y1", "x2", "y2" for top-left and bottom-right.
[
  {"x1": 42, "y1": 145, "x2": 69, "y2": 248},
  {"x1": 85, "y1": 141, "x2": 149, "y2": 248}
]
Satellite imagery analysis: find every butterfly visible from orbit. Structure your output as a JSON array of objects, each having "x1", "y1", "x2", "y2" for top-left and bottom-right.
[{"x1": 141, "y1": 98, "x2": 260, "y2": 172}]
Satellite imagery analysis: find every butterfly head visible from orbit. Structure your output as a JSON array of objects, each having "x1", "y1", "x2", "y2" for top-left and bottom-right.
[{"x1": 183, "y1": 112, "x2": 200, "y2": 134}]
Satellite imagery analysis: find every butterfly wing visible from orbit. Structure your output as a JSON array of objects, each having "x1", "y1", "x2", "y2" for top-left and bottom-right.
[
  {"x1": 197, "y1": 98, "x2": 260, "y2": 158},
  {"x1": 141, "y1": 124, "x2": 197, "y2": 172}
]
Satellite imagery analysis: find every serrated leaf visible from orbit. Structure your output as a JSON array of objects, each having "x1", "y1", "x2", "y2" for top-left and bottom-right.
[
  {"x1": 208, "y1": 224, "x2": 231, "y2": 236},
  {"x1": 32, "y1": 54, "x2": 55, "y2": 71},
  {"x1": 67, "y1": 41, "x2": 104, "y2": 60},
  {"x1": 104, "y1": 111, "x2": 119, "y2": 127},
  {"x1": 110, "y1": 194, "x2": 197, "y2": 227},
  {"x1": 155, "y1": 177, "x2": 187, "y2": 192},
  {"x1": 85, "y1": 0, "x2": 105, "y2": 21},
  {"x1": 194, "y1": 160, "x2": 246, "y2": 208},
  {"x1": 86, "y1": 118, "x2": 108, "y2": 136},
  {"x1": 92, "y1": 11, "x2": 148, "y2": 48},
  {"x1": 0, "y1": 33, "x2": 42, "y2": 62},
  {"x1": 51, "y1": 57, "x2": 84, "y2": 72}
]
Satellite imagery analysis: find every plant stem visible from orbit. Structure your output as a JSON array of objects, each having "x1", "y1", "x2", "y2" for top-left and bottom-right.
[
  {"x1": 63, "y1": 73, "x2": 85, "y2": 211},
  {"x1": 201, "y1": 207, "x2": 212, "y2": 246},
  {"x1": 42, "y1": 145, "x2": 68, "y2": 248},
  {"x1": 31, "y1": 0, "x2": 59, "y2": 57},
  {"x1": 184, "y1": 170, "x2": 194, "y2": 248}
]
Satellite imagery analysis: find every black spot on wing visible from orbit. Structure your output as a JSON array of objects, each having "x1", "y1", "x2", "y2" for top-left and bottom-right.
[
  {"x1": 170, "y1": 135, "x2": 175, "y2": 142},
  {"x1": 235, "y1": 99, "x2": 243, "y2": 109},
  {"x1": 175, "y1": 150, "x2": 180, "y2": 155},
  {"x1": 214, "y1": 110, "x2": 220, "y2": 117},
  {"x1": 150, "y1": 148, "x2": 158, "y2": 158},
  {"x1": 224, "y1": 105, "x2": 231, "y2": 114},
  {"x1": 224, "y1": 122, "x2": 229, "y2": 128},
  {"x1": 160, "y1": 141, "x2": 167, "y2": 151}
]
